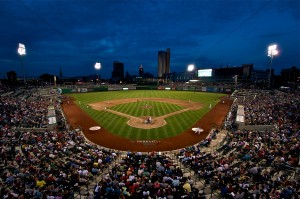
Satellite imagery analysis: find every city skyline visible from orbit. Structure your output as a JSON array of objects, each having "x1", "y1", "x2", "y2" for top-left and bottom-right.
[{"x1": 0, "y1": 0, "x2": 299, "y2": 79}]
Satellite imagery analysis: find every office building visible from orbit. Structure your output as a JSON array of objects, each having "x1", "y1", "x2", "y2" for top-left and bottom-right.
[
  {"x1": 139, "y1": 64, "x2": 144, "y2": 77},
  {"x1": 112, "y1": 61, "x2": 124, "y2": 82},
  {"x1": 158, "y1": 48, "x2": 170, "y2": 78}
]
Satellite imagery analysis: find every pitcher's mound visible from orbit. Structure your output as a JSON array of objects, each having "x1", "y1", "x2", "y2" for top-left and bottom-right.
[{"x1": 127, "y1": 116, "x2": 166, "y2": 129}]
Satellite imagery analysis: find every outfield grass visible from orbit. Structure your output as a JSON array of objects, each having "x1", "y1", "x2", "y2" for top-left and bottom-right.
[{"x1": 68, "y1": 90, "x2": 226, "y2": 140}]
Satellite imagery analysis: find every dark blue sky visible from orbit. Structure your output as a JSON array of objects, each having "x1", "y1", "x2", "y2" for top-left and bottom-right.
[{"x1": 0, "y1": 0, "x2": 299, "y2": 79}]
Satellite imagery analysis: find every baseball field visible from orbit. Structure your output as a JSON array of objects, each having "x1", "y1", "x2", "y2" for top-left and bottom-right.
[{"x1": 62, "y1": 90, "x2": 232, "y2": 152}]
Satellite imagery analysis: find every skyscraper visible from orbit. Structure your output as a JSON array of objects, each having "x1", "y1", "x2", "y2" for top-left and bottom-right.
[
  {"x1": 158, "y1": 48, "x2": 170, "y2": 78},
  {"x1": 165, "y1": 48, "x2": 170, "y2": 74},
  {"x1": 139, "y1": 64, "x2": 144, "y2": 77},
  {"x1": 112, "y1": 61, "x2": 124, "y2": 81}
]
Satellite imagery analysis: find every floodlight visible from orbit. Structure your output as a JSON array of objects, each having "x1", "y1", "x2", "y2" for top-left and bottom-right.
[
  {"x1": 18, "y1": 43, "x2": 26, "y2": 55},
  {"x1": 268, "y1": 44, "x2": 277, "y2": 51},
  {"x1": 268, "y1": 44, "x2": 278, "y2": 57},
  {"x1": 187, "y1": 64, "x2": 195, "y2": 72},
  {"x1": 95, "y1": 62, "x2": 101, "y2": 70}
]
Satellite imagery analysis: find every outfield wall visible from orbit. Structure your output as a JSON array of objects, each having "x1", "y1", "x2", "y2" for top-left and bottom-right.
[{"x1": 60, "y1": 85, "x2": 234, "y2": 94}]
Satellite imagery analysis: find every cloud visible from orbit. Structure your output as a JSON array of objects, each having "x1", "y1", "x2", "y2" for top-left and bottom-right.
[{"x1": 0, "y1": 0, "x2": 299, "y2": 78}]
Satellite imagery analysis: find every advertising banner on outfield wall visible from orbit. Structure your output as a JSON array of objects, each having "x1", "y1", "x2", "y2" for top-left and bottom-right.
[
  {"x1": 76, "y1": 88, "x2": 88, "y2": 92},
  {"x1": 206, "y1": 87, "x2": 219, "y2": 92},
  {"x1": 226, "y1": 88, "x2": 232, "y2": 93},
  {"x1": 93, "y1": 87, "x2": 108, "y2": 92},
  {"x1": 108, "y1": 88, "x2": 121, "y2": 91},
  {"x1": 61, "y1": 89, "x2": 73, "y2": 94},
  {"x1": 188, "y1": 86, "x2": 195, "y2": 91},
  {"x1": 206, "y1": 87, "x2": 214, "y2": 92},
  {"x1": 61, "y1": 87, "x2": 108, "y2": 93},
  {"x1": 202, "y1": 87, "x2": 207, "y2": 92}
]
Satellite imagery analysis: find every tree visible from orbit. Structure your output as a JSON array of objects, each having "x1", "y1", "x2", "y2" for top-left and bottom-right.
[
  {"x1": 7, "y1": 71, "x2": 17, "y2": 86},
  {"x1": 40, "y1": 73, "x2": 54, "y2": 83}
]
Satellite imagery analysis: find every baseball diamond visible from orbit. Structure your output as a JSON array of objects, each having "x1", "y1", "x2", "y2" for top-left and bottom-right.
[{"x1": 62, "y1": 90, "x2": 233, "y2": 152}]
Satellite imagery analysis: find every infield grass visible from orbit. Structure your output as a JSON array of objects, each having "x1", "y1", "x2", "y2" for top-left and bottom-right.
[
  {"x1": 68, "y1": 90, "x2": 226, "y2": 140},
  {"x1": 111, "y1": 100, "x2": 183, "y2": 117}
]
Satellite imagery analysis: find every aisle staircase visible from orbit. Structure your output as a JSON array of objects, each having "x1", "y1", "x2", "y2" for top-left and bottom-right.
[
  {"x1": 172, "y1": 130, "x2": 229, "y2": 198},
  {"x1": 74, "y1": 153, "x2": 124, "y2": 198}
]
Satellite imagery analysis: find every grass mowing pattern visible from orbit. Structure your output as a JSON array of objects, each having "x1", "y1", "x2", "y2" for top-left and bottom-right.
[
  {"x1": 69, "y1": 90, "x2": 225, "y2": 140},
  {"x1": 110, "y1": 100, "x2": 183, "y2": 117}
]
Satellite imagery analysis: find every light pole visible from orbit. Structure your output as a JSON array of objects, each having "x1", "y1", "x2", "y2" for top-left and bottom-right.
[
  {"x1": 94, "y1": 62, "x2": 101, "y2": 85},
  {"x1": 187, "y1": 64, "x2": 197, "y2": 92},
  {"x1": 17, "y1": 43, "x2": 26, "y2": 85},
  {"x1": 233, "y1": 75, "x2": 238, "y2": 89},
  {"x1": 267, "y1": 44, "x2": 278, "y2": 87}
]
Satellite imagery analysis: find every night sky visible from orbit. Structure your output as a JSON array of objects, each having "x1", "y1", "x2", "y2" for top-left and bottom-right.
[{"x1": 0, "y1": 0, "x2": 299, "y2": 79}]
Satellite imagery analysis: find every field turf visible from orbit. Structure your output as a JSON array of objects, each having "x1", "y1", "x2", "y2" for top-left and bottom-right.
[{"x1": 68, "y1": 90, "x2": 226, "y2": 140}]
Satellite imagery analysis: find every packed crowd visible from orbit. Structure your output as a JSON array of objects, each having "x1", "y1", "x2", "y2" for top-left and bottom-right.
[
  {"x1": 1, "y1": 88, "x2": 299, "y2": 199},
  {"x1": 93, "y1": 152, "x2": 201, "y2": 199},
  {"x1": 0, "y1": 90, "x2": 50, "y2": 128},
  {"x1": 232, "y1": 90, "x2": 299, "y2": 126},
  {"x1": 0, "y1": 89, "x2": 118, "y2": 198},
  {"x1": 177, "y1": 90, "x2": 300, "y2": 198}
]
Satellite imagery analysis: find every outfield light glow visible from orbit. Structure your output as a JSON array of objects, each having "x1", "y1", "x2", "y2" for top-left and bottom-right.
[
  {"x1": 268, "y1": 44, "x2": 278, "y2": 57},
  {"x1": 95, "y1": 62, "x2": 101, "y2": 70},
  {"x1": 187, "y1": 64, "x2": 195, "y2": 71},
  {"x1": 18, "y1": 43, "x2": 26, "y2": 55}
]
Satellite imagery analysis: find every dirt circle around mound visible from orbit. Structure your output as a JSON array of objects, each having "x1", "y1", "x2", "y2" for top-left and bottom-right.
[
  {"x1": 62, "y1": 96, "x2": 233, "y2": 152},
  {"x1": 127, "y1": 116, "x2": 166, "y2": 129}
]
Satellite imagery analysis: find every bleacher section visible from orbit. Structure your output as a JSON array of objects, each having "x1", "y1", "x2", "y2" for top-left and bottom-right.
[
  {"x1": 232, "y1": 90, "x2": 278, "y2": 131},
  {"x1": 0, "y1": 88, "x2": 299, "y2": 199}
]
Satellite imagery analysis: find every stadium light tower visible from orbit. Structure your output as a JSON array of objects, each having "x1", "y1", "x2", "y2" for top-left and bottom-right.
[
  {"x1": 94, "y1": 62, "x2": 101, "y2": 84},
  {"x1": 267, "y1": 44, "x2": 278, "y2": 87},
  {"x1": 17, "y1": 43, "x2": 26, "y2": 85}
]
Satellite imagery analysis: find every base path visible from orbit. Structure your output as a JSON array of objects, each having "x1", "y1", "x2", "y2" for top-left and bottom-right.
[{"x1": 62, "y1": 96, "x2": 233, "y2": 152}]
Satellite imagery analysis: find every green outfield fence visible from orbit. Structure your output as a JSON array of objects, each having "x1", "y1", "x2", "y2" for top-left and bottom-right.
[{"x1": 60, "y1": 85, "x2": 233, "y2": 94}]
